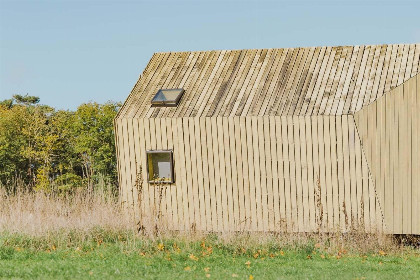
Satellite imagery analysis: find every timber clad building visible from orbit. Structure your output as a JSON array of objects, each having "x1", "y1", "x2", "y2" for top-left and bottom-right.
[{"x1": 115, "y1": 44, "x2": 420, "y2": 234}]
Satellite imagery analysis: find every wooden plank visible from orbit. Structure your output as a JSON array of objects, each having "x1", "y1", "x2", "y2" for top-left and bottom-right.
[
  {"x1": 252, "y1": 50, "x2": 283, "y2": 116},
  {"x1": 182, "y1": 118, "x2": 196, "y2": 230},
  {"x1": 348, "y1": 115, "x2": 359, "y2": 229},
  {"x1": 276, "y1": 48, "x2": 306, "y2": 115},
  {"x1": 211, "y1": 51, "x2": 248, "y2": 116},
  {"x1": 336, "y1": 116, "x2": 345, "y2": 230},
  {"x1": 299, "y1": 47, "x2": 327, "y2": 115},
  {"x1": 369, "y1": 45, "x2": 388, "y2": 104},
  {"x1": 383, "y1": 44, "x2": 399, "y2": 95},
  {"x1": 307, "y1": 47, "x2": 334, "y2": 115},
  {"x1": 317, "y1": 116, "x2": 327, "y2": 231},
  {"x1": 402, "y1": 82, "x2": 410, "y2": 234},
  {"x1": 320, "y1": 47, "x2": 348, "y2": 115},
  {"x1": 413, "y1": 75, "x2": 420, "y2": 234},
  {"x1": 264, "y1": 116, "x2": 276, "y2": 231},
  {"x1": 169, "y1": 118, "x2": 183, "y2": 230},
  {"x1": 252, "y1": 117, "x2": 264, "y2": 231},
  {"x1": 269, "y1": 116, "x2": 281, "y2": 230},
  {"x1": 384, "y1": 93, "x2": 393, "y2": 233},
  {"x1": 199, "y1": 117, "x2": 211, "y2": 231},
  {"x1": 329, "y1": 46, "x2": 354, "y2": 115},
  {"x1": 397, "y1": 44, "x2": 410, "y2": 86},
  {"x1": 281, "y1": 116, "x2": 292, "y2": 231},
  {"x1": 190, "y1": 51, "x2": 227, "y2": 117},
  {"x1": 246, "y1": 117, "x2": 258, "y2": 231},
  {"x1": 342, "y1": 115, "x2": 352, "y2": 230},
  {"x1": 362, "y1": 45, "x2": 381, "y2": 108},
  {"x1": 194, "y1": 121, "x2": 207, "y2": 232},
  {"x1": 233, "y1": 117, "x2": 245, "y2": 230},
  {"x1": 241, "y1": 49, "x2": 278, "y2": 116},
  {"x1": 288, "y1": 47, "x2": 318, "y2": 115},
  {"x1": 177, "y1": 51, "x2": 218, "y2": 117},
  {"x1": 215, "y1": 117, "x2": 228, "y2": 231},
  {"x1": 224, "y1": 50, "x2": 260, "y2": 117},
  {"x1": 282, "y1": 47, "x2": 314, "y2": 115},
  {"x1": 211, "y1": 117, "x2": 223, "y2": 231},
  {"x1": 204, "y1": 51, "x2": 242, "y2": 117},
  {"x1": 275, "y1": 116, "x2": 286, "y2": 230},
  {"x1": 293, "y1": 117, "x2": 304, "y2": 232},
  {"x1": 234, "y1": 50, "x2": 268, "y2": 116},
  {"x1": 218, "y1": 50, "x2": 253, "y2": 116},
  {"x1": 228, "y1": 117, "x2": 239, "y2": 231},
  {"x1": 329, "y1": 116, "x2": 340, "y2": 229},
  {"x1": 222, "y1": 117, "x2": 235, "y2": 231},
  {"x1": 349, "y1": 46, "x2": 370, "y2": 114},
  {"x1": 311, "y1": 116, "x2": 321, "y2": 231},
  {"x1": 354, "y1": 45, "x2": 375, "y2": 113},
  {"x1": 163, "y1": 118, "x2": 178, "y2": 230},
  {"x1": 267, "y1": 48, "x2": 299, "y2": 115},
  {"x1": 376, "y1": 45, "x2": 394, "y2": 100},
  {"x1": 305, "y1": 116, "x2": 316, "y2": 231},
  {"x1": 295, "y1": 47, "x2": 323, "y2": 115},
  {"x1": 189, "y1": 118, "x2": 204, "y2": 230},
  {"x1": 323, "y1": 116, "x2": 333, "y2": 230},
  {"x1": 175, "y1": 118, "x2": 190, "y2": 230},
  {"x1": 206, "y1": 117, "x2": 218, "y2": 231},
  {"x1": 259, "y1": 49, "x2": 290, "y2": 115},
  {"x1": 393, "y1": 86, "x2": 403, "y2": 233},
  {"x1": 240, "y1": 116, "x2": 252, "y2": 230},
  {"x1": 287, "y1": 116, "x2": 298, "y2": 232},
  {"x1": 354, "y1": 117, "x2": 364, "y2": 230},
  {"x1": 342, "y1": 46, "x2": 365, "y2": 115},
  {"x1": 299, "y1": 117, "x2": 310, "y2": 231},
  {"x1": 257, "y1": 117, "x2": 269, "y2": 231}
]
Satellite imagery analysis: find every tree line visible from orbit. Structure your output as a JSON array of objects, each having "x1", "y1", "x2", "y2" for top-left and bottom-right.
[{"x1": 0, "y1": 94, "x2": 121, "y2": 194}]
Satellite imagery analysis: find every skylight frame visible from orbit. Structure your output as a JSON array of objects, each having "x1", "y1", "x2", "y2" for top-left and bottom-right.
[{"x1": 151, "y1": 88, "x2": 185, "y2": 107}]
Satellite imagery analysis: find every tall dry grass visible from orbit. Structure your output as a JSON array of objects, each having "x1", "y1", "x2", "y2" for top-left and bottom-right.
[
  {"x1": 0, "y1": 185, "x2": 411, "y2": 254},
  {"x1": 0, "y1": 188, "x2": 133, "y2": 236}
]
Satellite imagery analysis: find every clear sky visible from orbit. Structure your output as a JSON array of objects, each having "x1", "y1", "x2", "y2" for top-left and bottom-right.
[{"x1": 1, "y1": 0, "x2": 419, "y2": 110}]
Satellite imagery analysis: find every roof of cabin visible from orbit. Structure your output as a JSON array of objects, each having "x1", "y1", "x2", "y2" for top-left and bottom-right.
[{"x1": 117, "y1": 44, "x2": 420, "y2": 119}]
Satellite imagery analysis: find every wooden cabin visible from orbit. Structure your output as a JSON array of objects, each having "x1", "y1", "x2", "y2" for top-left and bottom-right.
[{"x1": 115, "y1": 44, "x2": 420, "y2": 234}]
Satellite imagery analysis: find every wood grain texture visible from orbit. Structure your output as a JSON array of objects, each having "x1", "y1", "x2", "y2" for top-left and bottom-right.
[
  {"x1": 354, "y1": 74, "x2": 420, "y2": 234},
  {"x1": 116, "y1": 115, "x2": 387, "y2": 233},
  {"x1": 118, "y1": 44, "x2": 420, "y2": 119}
]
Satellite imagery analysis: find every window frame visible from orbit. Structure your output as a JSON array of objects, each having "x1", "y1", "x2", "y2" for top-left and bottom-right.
[
  {"x1": 146, "y1": 149, "x2": 175, "y2": 184},
  {"x1": 151, "y1": 88, "x2": 185, "y2": 107}
]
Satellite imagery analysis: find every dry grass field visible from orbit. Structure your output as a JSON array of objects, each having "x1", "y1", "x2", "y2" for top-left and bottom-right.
[{"x1": 1, "y1": 188, "x2": 419, "y2": 279}]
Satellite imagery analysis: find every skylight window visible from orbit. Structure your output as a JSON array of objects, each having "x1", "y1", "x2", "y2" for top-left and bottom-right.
[{"x1": 151, "y1": 89, "x2": 184, "y2": 107}]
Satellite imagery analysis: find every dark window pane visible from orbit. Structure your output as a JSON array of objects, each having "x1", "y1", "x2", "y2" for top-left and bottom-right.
[
  {"x1": 147, "y1": 151, "x2": 174, "y2": 183},
  {"x1": 151, "y1": 89, "x2": 184, "y2": 106}
]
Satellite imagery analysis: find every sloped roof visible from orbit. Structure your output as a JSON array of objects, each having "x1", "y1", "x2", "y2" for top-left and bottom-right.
[{"x1": 118, "y1": 44, "x2": 420, "y2": 119}]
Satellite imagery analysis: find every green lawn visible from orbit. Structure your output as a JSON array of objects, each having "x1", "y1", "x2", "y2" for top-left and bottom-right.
[{"x1": 1, "y1": 234, "x2": 419, "y2": 280}]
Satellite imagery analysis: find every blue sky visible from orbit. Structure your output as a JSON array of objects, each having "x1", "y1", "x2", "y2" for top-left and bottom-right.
[{"x1": 1, "y1": 0, "x2": 419, "y2": 110}]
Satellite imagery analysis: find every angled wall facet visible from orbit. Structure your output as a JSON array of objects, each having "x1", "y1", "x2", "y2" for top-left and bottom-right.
[{"x1": 354, "y1": 74, "x2": 420, "y2": 234}]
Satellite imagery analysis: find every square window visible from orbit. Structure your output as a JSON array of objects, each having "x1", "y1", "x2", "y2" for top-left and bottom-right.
[
  {"x1": 151, "y1": 89, "x2": 184, "y2": 107},
  {"x1": 146, "y1": 150, "x2": 174, "y2": 183}
]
